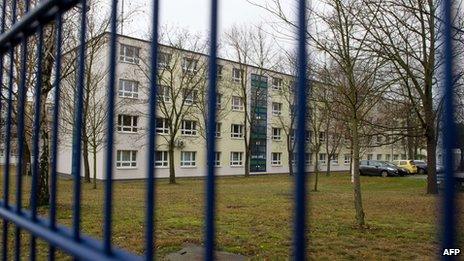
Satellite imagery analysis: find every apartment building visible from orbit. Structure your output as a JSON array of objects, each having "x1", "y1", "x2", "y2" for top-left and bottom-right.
[{"x1": 56, "y1": 33, "x2": 421, "y2": 180}]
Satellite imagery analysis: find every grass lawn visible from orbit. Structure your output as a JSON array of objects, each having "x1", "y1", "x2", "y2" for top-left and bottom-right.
[{"x1": 0, "y1": 170, "x2": 463, "y2": 260}]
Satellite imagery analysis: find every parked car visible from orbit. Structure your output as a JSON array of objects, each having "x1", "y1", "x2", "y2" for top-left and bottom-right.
[
  {"x1": 393, "y1": 160, "x2": 418, "y2": 174},
  {"x1": 382, "y1": 161, "x2": 408, "y2": 176},
  {"x1": 360, "y1": 160, "x2": 400, "y2": 177},
  {"x1": 412, "y1": 160, "x2": 427, "y2": 174}
]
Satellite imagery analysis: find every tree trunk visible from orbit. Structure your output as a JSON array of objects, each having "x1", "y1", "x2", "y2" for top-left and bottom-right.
[
  {"x1": 168, "y1": 142, "x2": 176, "y2": 184},
  {"x1": 287, "y1": 135, "x2": 294, "y2": 176},
  {"x1": 23, "y1": 142, "x2": 31, "y2": 176},
  {"x1": 351, "y1": 118, "x2": 365, "y2": 227},
  {"x1": 93, "y1": 148, "x2": 97, "y2": 189},
  {"x1": 326, "y1": 155, "x2": 331, "y2": 176},
  {"x1": 313, "y1": 155, "x2": 319, "y2": 192},
  {"x1": 36, "y1": 126, "x2": 50, "y2": 206},
  {"x1": 82, "y1": 127, "x2": 91, "y2": 183},
  {"x1": 424, "y1": 103, "x2": 438, "y2": 194}
]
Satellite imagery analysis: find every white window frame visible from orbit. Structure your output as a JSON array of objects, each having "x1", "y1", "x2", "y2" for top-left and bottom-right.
[
  {"x1": 271, "y1": 152, "x2": 282, "y2": 166},
  {"x1": 182, "y1": 57, "x2": 199, "y2": 73},
  {"x1": 155, "y1": 151, "x2": 168, "y2": 167},
  {"x1": 305, "y1": 153, "x2": 312, "y2": 165},
  {"x1": 344, "y1": 154, "x2": 351, "y2": 165},
  {"x1": 385, "y1": 154, "x2": 391, "y2": 161},
  {"x1": 230, "y1": 152, "x2": 243, "y2": 166},
  {"x1": 155, "y1": 118, "x2": 170, "y2": 134},
  {"x1": 181, "y1": 120, "x2": 197, "y2": 136},
  {"x1": 158, "y1": 85, "x2": 171, "y2": 102},
  {"x1": 319, "y1": 131, "x2": 326, "y2": 142},
  {"x1": 216, "y1": 93, "x2": 223, "y2": 109},
  {"x1": 232, "y1": 68, "x2": 243, "y2": 83},
  {"x1": 117, "y1": 115, "x2": 138, "y2": 133},
  {"x1": 331, "y1": 154, "x2": 339, "y2": 165},
  {"x1": 367, "y1": 154, "x2": 373, "y2": 160},
  {"x1": 231, "y1": 124, "x2": 244, "y2": 138},
  {"x1": 271, "y1": 77, "x2": 283, "y2": 91},
  {"x1": 217, "y1": 65, "x2": 223, "y2": 80},
  {"x1": 215, "y1": 122, "x2": 222, "y2": 138},
  {"x1": 319, "y1": 153, "x2": 327, "y2": 164},
  {"x1": 272, "y1": 102, "x2": 282, "y2": 116},
  {"x1": 118, "y1": 79, "x2": 139, "y2": 99},
  {"x1": 214, "y1": 152, "x2": 221, "y2": 166},
  {"x1": 376, "y1": 154, "x2": 383, "y2": 161},
  {"x1": 183, "y1": 89, "x2": 198, "y2": 105},
  {"x1": 119, "y1": 44, "x2": 140, "y2": 64},
  {"x1": 116, "y1": 150, "x2": 137, "y2": 168},
  {"x1": 158, "y1": 51, "x2": 172, "y2": 68},
  {"x1": 272, "y1": 128, "x2": 282, "y2": 141},
  {"x1": 231, "y1": 96, "x2": 244, "y2": 111},
  {"x1": 180, "y1": 151, "x2": 197, "y2": 167}
]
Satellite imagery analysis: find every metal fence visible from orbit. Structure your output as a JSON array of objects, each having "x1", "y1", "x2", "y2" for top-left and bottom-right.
[{"x1": 0, "y1": 0, "x2": 457, "y2": 260}]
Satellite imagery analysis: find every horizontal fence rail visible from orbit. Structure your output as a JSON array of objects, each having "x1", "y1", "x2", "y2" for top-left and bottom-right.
[{"x1": 0, "y1": 0, "x2": 458, "y2": 260}]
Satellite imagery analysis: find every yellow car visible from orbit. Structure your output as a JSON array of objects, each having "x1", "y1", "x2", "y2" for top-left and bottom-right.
[{"x1": 393, "y1": 160, "x2": 418, "y2": 174}]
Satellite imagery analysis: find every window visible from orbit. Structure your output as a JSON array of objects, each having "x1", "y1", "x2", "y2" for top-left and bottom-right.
[
  {"x1": 117, "y1": 115, "x2": 138, "y2": 133},
  {"x1": 215, "y1": 123, "x2": 222, "y2": 137},
  {"x1": 272, "y1": 128, "x2": 282, "y2": 140},
  {"x1": 116, "y1": 150, "x2": 137, "y2": 168},
  {"x1": 272, "y1": 102, "x2": 282, "y2": 116},
  {"x1": 385, "y1": 154, "x2": 391, "y2": 161},
  {"x1": 155, "y1": 118, "x2": 170, "y2": 134},
  {"x1": 230, "y1": 152, "x2": 243, "y2": 166},
  {"x1": 376, "y1": 135, "x2": 382, "y2": 144},
  {"x1": 377, "y1": 154, "x2": 383, "y2": 161},
  {"x1": 217, "y1": 65, "x2": 223, "y2": 79},
  {"x1": 305, "y1": 153, "x2": 312, "y2": 165},
  {"x1": 158, "y1": 85, "x2": 171, "y2": 102},
  {"x1": 401, "y1": 154, "x2": 407, "y2": 159},
  {"x1": 271, "y1": 152, "x2": 282, "y2": 166},
  {"x1": 180, "y1": 151, "x2": 196, "y2": 167},
  {"x1": 118, "y1": 79, "x2": 139, "y2": 99},
  {"x1": 319, "y1": 131, "x2": 326, "y2": 142},
  {"x1": 155, "y1": 151, "x2": 168, "y2": 167},
  {"x1": 119, "y1": 44, "x2": 140, "y2": 64},
  {"x1": 271, "y1": 77, "x2": 283, "y2": 90},
  {"x1": 344, "y1": 154, "x2": 351, "y2": 164},
  {"x1": 367, "y1": 154, "x2": 373, "y2": 160},
  {"x1": 319, "y1": 153, "x2": 327, "y2": 164},
  {"x1": 216, "y1": 93, "x2": 223, "y2": 109},
  {"x1": 231, "y1": 96, "x2": 244, "y2": 111},
  {"x1": 331, "y1": 154, "x2": 339, "y2": 165},
  {"x1": 232, "y1": 68, "x2": 243, "y2": 83},
  {"x1": 182, "y1": 57, "x2": 199, "y2": 73},
  {"x1": 393, "y1": 154, "x2": 399, "y2": 160},
  {"x1": 305, "y1": 130, "x2": 311, "y2": 142},
  {"x1": 215, "y1": 152, "x2": 221, "y2": 166},
  {"x1": 158, "y1": 52, "x2": 172, "y2": 68},
  {"x1": 183, "y1": 89, "x2": 198, "y2": 105},
  {"x1": 181, "y1": 120, "x2": 197, "y2": 136},
  {"x1": 231, "y1": 124, "x2": 244, "y2": 138}
]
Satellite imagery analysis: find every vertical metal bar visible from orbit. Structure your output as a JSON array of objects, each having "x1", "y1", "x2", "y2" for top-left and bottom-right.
[
  {"x1": 14, "y1": 0, "x2": 31, "y2": 258},
  {"x1": 104, "y1": 0, "x2": 118, "y2": 256},
  {"x1": 293, "y1": 0, "x2": 309, "y2": 259},
  {"x1": 29, "y1": 23, "x2": 45, "y2": 261},
  {"x1": 205, "y1": 0, "x2": 219, "y2": 260},
  {"x1": 0, "y1": 0, "x2": 10, "y2": 259},
  {"x1": 146, "y1": 0, "x2": 160, "y2": 259},
  {"x1": 48, "y1": 11, "x2": 63, "y2": 261},
  {"x1": 441, "y1": 0, "x2": 456, "y2": 256},
  {"x1": 71, "y1": 0, "x2": 87, "y2": 242}
]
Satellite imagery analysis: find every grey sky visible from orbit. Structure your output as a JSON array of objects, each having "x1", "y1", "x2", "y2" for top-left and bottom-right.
[{"x1": 118, "y1": 0, "x2": 294, "y2": 40}]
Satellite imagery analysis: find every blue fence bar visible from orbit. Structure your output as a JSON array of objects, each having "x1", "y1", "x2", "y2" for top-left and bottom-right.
[
  {"x1": 205, "y1": 0, "x2": 219, "y2": 260},
  {"x1": 441, "y1": 0, "x2": 457, "y2": 257},
  {"x1": 104, "y1": 0, "x2": 119, "y2": 256},
  {"x1": 49, "y1": 10, "x2": 64, "y2": 261},
  {"x1": 293, "y1": 0, "x2": 309, "y2": 259},
  {"x1": 146, "y1": 0, "x2": 160, "y2": 259}
]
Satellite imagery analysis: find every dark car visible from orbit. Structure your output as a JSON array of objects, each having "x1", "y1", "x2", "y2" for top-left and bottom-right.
[
  {"x1": 412, "y1": 160, "x2": 427, "y2": 174},
  {"x1": 437, "y1": 169, "x2": 464, "y2": 191},
  {"x1": 360, "y1": 160, "x2": 400, "y2": 177},
  {"x1": 383, "y1": 161, "x2": 408, "y2": 176}
]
